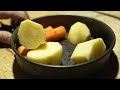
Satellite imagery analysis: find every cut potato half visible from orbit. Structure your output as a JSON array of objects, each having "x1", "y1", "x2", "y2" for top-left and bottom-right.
[
  {"x1": 27, "y1": 42, "x2": 62, "y2": 65},
  {"x1": 18, "y1": 19, "x2": 45, "y2": 49},
  {"x1": 68, "y1": 22, "x2": 91, "y2": 45}
]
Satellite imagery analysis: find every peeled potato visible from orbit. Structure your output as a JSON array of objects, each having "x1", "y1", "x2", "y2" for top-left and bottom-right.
[
  {"x1": 71, "y1": 38, "x2": 106, "y2": 64},
  {"x1": 68, "y1": 22, "x2": 91, "y2": 45},
  {"x1": 0, "y1": 18, "x2": 11, "y2": 26},
  {"x1": 18, "y1": 19, "x2": 45, "y2": 49},
  {"x1": 27, "y1": 42, "x2": 62, "y2": 65}
]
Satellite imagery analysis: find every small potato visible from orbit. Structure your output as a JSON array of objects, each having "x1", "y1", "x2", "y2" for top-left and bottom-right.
[
  {"x1": 68, "y1": 22, "x2": 91, "y2": 45},
  {"x1": 18, "y1": 45, "x2": 29, "y2": 56}
]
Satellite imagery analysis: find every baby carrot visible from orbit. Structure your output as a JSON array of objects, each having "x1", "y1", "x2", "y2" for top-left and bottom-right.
[
  {"x1": 44, "y1": 26, "x2": 53, "y2": 32},
  {"x1": 18, "y1": 45, "x2": 29, "y2": 56},
  {"x1": 45, "y1": 26, "x2": 67, "y2": 42}
]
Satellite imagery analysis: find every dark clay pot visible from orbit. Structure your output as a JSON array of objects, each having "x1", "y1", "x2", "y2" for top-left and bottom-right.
[{"x1": 10, "y1": 15, "x2": 116, "y2": 78}]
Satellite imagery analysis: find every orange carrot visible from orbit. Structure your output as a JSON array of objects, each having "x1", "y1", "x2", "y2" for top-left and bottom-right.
[
  {"x1": 18, "y1": 46, "x2": 29, "y2": 56},
  {"x1": 45, "y1": 26, "x2": 67, "y2": 42},
  {"x1": 44, "y1": 26, "x2": 53, "y2": 32}
]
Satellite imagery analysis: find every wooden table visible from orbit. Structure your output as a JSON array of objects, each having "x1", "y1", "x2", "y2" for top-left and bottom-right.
[{"x1": 0, "y1": 11, "x2": 120, "y2": 79}]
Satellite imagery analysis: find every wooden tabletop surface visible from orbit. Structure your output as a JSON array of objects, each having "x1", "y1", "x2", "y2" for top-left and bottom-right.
[{"x1": 0, "y1": 11, "x2": 120, "y2": 79}]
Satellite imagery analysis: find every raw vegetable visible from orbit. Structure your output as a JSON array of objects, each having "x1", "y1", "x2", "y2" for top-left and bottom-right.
[
  {"x1": 71, "y1": 38, "x2": 106, "y2": 64},
  {"x1": 68, "y1": 22, "x2": 91, "y2": 45},
  {"x1": 44, "y1": 26, "x2": 53, "y2": 32},
  {"x1": 27, "y1": 42, "x2": 62, "y2": 65},
  {"x1": 18, "y1": 19, "x2": 46, "y2": 49},
  {"x1": 45, "y1": 26, "x2": 67, "y2": 42}
]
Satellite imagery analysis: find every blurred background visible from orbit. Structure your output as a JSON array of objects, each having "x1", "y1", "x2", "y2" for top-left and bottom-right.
[{"x1": 1, "y1": 11, "x2": 120, "y2": 26}]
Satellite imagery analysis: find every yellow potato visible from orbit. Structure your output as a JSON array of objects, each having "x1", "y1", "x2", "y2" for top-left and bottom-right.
[
  {"x1": 18, "y1": 19, "x2": 45, "y2": 49},
  {"x1": 27, "y1": 42, "x2": 62, "y2": 65},
  {"x1": 68, "y1": 22, "x2": 91, "y2": 45},
  {"x1": 71, "y1": 38, "x2": 106, "y2": 64},
  {"x1": 0, "y1": 18, "x2": 11, "y2": 26}
]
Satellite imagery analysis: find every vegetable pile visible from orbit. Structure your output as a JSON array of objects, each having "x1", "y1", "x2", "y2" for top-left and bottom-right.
[{"x1": 17, "y1": 19, "x2": 106, "y2": 65}]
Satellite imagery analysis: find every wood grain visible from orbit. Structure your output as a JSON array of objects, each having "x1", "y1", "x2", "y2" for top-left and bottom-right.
[{"x1": 0, "y1": 11, "x2": 120, "y2": 79}]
